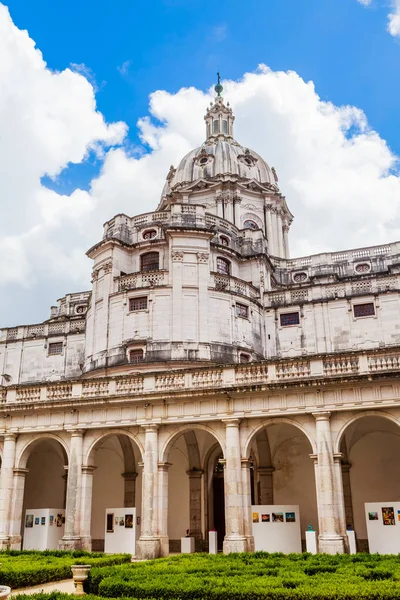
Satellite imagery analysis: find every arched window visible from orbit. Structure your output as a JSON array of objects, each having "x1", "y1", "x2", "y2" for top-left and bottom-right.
[
  {"x1": 213, "y1": 120, "x2": 220, "y2": 134},
  {"x1": 220, "y1": 235, "x2": 229, "y2": 246},
  {"x1": 216, "y1": 257, "x2": 230, "y2": 275},
  {"x1": 243, "y1": 220, "x2": 259, "y2": 230},
  {"x1": 129, "y1": 349, "x2": 144, "y2": 363},
  {"x1": 140, "y1": 252, "x2": 159, "y2": 272},
  {"x1": 142, "y1": 229, "x2": 157, "y2": 240},
  {"x1": 222, "y1": 120, "x2": 228, "y2": 134},
  {"x1": 239, "y1": 353, "x2": 250, "y2": 363}
]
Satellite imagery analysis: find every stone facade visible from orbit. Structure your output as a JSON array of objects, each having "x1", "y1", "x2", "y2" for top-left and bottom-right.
[{"x1": 1, "y1": 88, "x2": 400, "y2": 557}]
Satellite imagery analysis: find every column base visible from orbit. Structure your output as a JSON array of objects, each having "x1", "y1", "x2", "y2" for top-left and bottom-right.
[
  {"x1": 318, "y1": 535, "x2": 345, "y2": 554},
  {"x1": 223, "y1": 535, "x2": 247, "y2": 554},
  {"x1": 0, "y1": 537, "x2": 10, "y2": 551},
  {"x1": 59, "y1": 536, "x2": 83, "y2": 551},
  {"x1": 158, "y1": 536, "x2": 169, "y2": 558},
  {"x1": 80, "y1": 535, "x2": 92, "y2": 552},
  {"x1": 137, "y1": 536, "x2": 161, "y2": 560},
  {"x1": 246, "y1": 535, "x2": 255, "y2": 553},
  {"x1": 9, "y1": 535, "x2": 22, "y2": 550}
]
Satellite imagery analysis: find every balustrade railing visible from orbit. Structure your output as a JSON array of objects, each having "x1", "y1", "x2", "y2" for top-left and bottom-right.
[
  {"x1": 212, "y1": 273, "x2": 260, "y2": 299},
  {"x1": 117, "y1": 270, "x2": 166, "y2": 292},
  {"x1": 4, "y1": 347, "x2": 400, "y2": 406}
]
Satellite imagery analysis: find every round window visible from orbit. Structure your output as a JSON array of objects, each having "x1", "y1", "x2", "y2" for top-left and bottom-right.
[
  {"x1": 243, "y1": 220, "x2": 258, "y2": 230},
  {"x1": 143, "y1": 230, "x2": 157, "y2": 240},
  {"x1": 355, "y1": 263, "x2": 371, "y2": 274},
  {"x1": 293, "y1": 272, "x2": 307, "y2": 283},
  {"x1": 199, "y1": 157, "x2": 208, "y2": 165},
  {"x1": 75, "y1": 305, "x2": 87, "y2": 314},
  {"x1": 245, "y1": 158, "x2": 252, "y2": 166}
]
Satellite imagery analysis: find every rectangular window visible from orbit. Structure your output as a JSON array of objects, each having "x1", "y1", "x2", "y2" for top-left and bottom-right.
[
  {"x1": 280, "y1": 312, "x2": 300, "y2": 327},
  {"x1": 129, "y1": 296, "x2": 147, "y2": 311},
  {"x1": 235, "y1": 303, "x2": 249, "y2": 318},
  {"x1": 129, "y1": 349, "x2": 144, "y2": 363},
  {"x1": 353, "y1": 302, "x2": 375, "y2": 318},
  {"x1": 48, "y1": 342, "x2": 63, "y2": 355}
]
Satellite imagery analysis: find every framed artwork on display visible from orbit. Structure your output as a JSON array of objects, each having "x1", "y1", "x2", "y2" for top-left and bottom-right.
[
  {"x1": 261, "y1": 514, "x2": 270, "y2": 522},
  {"x1": 382, "y1": 507, "x2": 395, "y2": 526},
  {"x1": 285, "y1": 512, "x2": 296, "y2": 523},
  {"x1": 34, "y1": 517, "x2": 39, "y2": 525},
  {"x1": 272, "y1": 513, "x2": 284, "y2": 523},
  {"x1": 106, "y1": 513, "x2": 114, "y2": 532},
  {"x1": 125, "y1": 514, "x2": 133, "y2": 528},
  {"x1": 252, "y1": 512, "x2": 259, "y2": 523},
  {"x1": 56, "y1": 514, "x2": 63, "y2": 527},
  {"x1": 368, "y1": 512, "x2": 379, "y2": 521},
  {"x1": 41, "y1": 517, "x2": 46, "y2": 525},
  {"x1": 119, "y1": 517, "x2": 125, "y2": 526},
  {"x1": 49, "y1": 515, "x2": 54, "y2": 526},
  {"x1": 25, "y1": 514, "x2": 34, "y2": 528}
]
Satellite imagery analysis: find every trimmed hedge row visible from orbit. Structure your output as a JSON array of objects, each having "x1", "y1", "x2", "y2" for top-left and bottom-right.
[
  {"x1": 85, "y1": 552, "x2": 400, "y2": 600},
  {"x1": 0, "y1": 550, "x2": 131, "y2": 589}
]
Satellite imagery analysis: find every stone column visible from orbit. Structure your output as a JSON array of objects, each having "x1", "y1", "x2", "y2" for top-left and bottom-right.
[
  {"x1": 158, "y1": 461, "x2": 171, "y2": 557},
  {"x1": 138, "y1": 425, "x2": 160, "y2": 559},
  {"x1": 265, "y1": 205, "x2": 274, "y2": 252},
  {"x1": 9, "y1": 467, "x2": 28, "y2": 549},
  {"x1": 283, "y1": 225, "x2": 290, "y2": 259},
  {"x1": 241, "y1": 459, "x2": 254, "y2": 552},
  {"x1": 80, "y1": 465, "x2": 96, "y2": 551},
  {"x1": 222, "y1": 419, "x2": 247, "y2": 553},
  {"x1": 187, "y1": 469, "x2": 203, "y2": 543},
  {"x1": 122, "y1": 472, "x2": 137, "y2": 508},
  {"x1": 276, "y1": 213, "x2": 284, "y2": 257},
  {"x1": 341, "y1": 460, "x2": 354, "y2": 530},
  {"x1": 61, "y1": 429, "x2": 84, "y2": 550},
  {"x1": 171, "y1": 250, "x2": 183, "y2": 343},
  {"x1": 333, "y1": 454, "x2": 348, "y2": 551},
  {"x1": 0, "y1": 433, "x2": 17, "y2": 549},
  {"x1": 313, "y1": 413, "x2": 344, "y2": 554},
  {"x1": 258, "y1": 466, "x2": 274, "y2": 505}
]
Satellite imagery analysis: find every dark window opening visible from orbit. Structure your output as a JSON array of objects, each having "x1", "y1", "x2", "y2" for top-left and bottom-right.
[
  {"x1": 48, "y1": 342, "x2": 63, "y2": 355},
  {"x1": 129, "y1": 349, "x2": 144, "y2": 363},
  {"x1": 129, "y1": 297, "x2": 147, "y2": 311},
  {"x1": 353, "y1": 303, "x2": 375, "y2": 318},
  {"x1": 243, "y1": 220, "x2": 258, "y2": 230},
  {"x1": 216, "y1": 257, "x2": 230, "y2": 275},
  {"x1": 236, "y1": 303, "x2": 249, "y2": 318},
  {"x1": 141, "y1": 252, "x2": 159, "y2": 272},
  {"x1": 280, "y1": 312, "x2": 300, "y2": 327}
]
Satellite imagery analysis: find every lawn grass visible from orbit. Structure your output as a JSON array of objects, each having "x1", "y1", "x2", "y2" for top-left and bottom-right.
[
  {"x1": 84, "y1": 552, "x2": 400, "y2": 599},
  {"x1": 0, "y1": 550, "x2": 130, "y2": 589}
]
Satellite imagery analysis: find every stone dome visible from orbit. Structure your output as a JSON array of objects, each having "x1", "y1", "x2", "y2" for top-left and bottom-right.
[
  {"x1": 161, "y1": 91, "x2": 279, "y2": 199},
  {"x1": 162, "y1": 139, "x2": 278, "y2": 197}
]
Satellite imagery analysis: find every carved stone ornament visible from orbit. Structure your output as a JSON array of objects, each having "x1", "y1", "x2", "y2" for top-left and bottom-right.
[
  {"x1": 102, "y1": 261, "x2": 113, "y2": 274},
  {"x1": 91, "y1": 269, "x2": 99, "y2": 282},
  {"x1": 197, "y1": 252, "x2": 209, "y2": 263},
  {"x1": 166, "y1": 165, "x2": 176, "y2": 182},
  {"x1": 171, "y1": 250, "x2": 184, "y2": 262},
  {"x1": 271, "y1": 167, "x2": 278, "y2": 182}
]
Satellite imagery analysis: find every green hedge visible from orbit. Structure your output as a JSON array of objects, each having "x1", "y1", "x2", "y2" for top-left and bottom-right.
[
  {"x1": 0, "y1": 550, "x2": 130, "y2": 589},
  {"x1": 85, "y1": 552, "x2": 400, "y2": 600}
]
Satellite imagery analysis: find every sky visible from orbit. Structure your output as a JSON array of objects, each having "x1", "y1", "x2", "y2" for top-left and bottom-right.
[{"x1": 0, "y1": 0, "x2": 400, "y2": 327}]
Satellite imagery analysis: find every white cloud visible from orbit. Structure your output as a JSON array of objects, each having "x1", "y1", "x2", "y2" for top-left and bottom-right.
[
  {"x1": 117, "y1": 59, "x2": 132, "y2": 77},
  {"x1": 1, "y1": 4, "x2": 400, "y2": 326},
  {"x1": 388, "y1": 0, "x2": 400, "y2": 35},
  {"x1": 357, "y1": 0, "x2": 372, "y2": 6}
]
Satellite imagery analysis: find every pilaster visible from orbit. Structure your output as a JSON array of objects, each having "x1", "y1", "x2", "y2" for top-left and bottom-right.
[
  {"x1": 137, "y1": 425, "x2": 161, "y2": 559},
  {"x1": 60, "y1": 429, "x2": 84, "y2": 550}
]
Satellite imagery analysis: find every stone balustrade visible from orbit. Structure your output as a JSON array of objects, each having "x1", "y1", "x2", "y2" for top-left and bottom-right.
[
  {"x1": 117, "y1": 270, "x2": 167, "y2": 292},
  {"x1": 3, "y1": 348, "x2": 400, "y2": 406},
  {"x1": 0, "y1": 320, "x2": 86, "y2": 343},
  {"x1": 212, "y1": 273, "x2": 260, "y2": 299}
]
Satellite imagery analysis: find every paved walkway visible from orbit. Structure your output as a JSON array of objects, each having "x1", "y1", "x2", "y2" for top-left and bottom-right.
[{"x1": 11, "y1": 579, "x2": 75, "y2": 596}]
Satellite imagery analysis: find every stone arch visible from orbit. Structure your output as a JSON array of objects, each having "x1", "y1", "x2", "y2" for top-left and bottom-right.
[
  {"x1": 334, "y1": 410, "x2": 400, "y2": 454},
  {"x1": 16, "y1": 433, "x2": 69, "y2": 469},
  {"x1": 160, "y1": 423, "x2": 225, "y2": 463},
  {"x1": 243, "y1": 417, "x2": 316, "y2": 458},
  {"x1": 84, "y1": 428, "x2": 143, "y2": 466}
]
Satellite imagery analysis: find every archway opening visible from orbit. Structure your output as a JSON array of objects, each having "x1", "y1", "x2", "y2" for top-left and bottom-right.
[
  {"x1": 165, "y1": 429, "x2": 224, "y2": 552},
  {"x1": 89, "y1": 434, "x2": 142, "y2": 552},
  {"x1": 249, "y1": 422, "x2": 317, "y2": 550},
  {"x1": 21, "y1": 438, "x2": 68, "y2": 545},
  {"x1": 339, "y1": 415, "x2": 400, "y2": 551}
]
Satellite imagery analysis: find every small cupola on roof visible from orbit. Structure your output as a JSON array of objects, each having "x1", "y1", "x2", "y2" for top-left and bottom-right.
[{"x1": 204, "y1": 73, "x2": 235, "y2": 140}]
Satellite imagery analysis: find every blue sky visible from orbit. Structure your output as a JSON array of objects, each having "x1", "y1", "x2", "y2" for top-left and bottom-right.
[
  {"x1": 5, "y1": 0, "x2": 400, "y2": 193},
  {"x1": 1, "y1": 0, "x2": 400, "y2": 326}
]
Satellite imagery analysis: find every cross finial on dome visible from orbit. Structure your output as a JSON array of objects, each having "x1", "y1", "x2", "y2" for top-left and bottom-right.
[{"x1": 215, "y1": 72, "x2": 223, "y2": 97}]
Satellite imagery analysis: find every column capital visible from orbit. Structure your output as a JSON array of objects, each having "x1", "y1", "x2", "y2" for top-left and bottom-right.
[
  {"x1": 309, "y1": 453, "x2": 318, "y2": 464},
  {"x1": 222, "y1": 418, "x2": 241, "y2": 428},
  {"x1": 82, "y1": 465, "x2": 97, "y2": 475},
  {"x1": 67, "y1": 429, "x2": 85, "y2": 437},
  {"x1": 241, "y1": 458, "x2": 252, "y2": 469},
  {"x1": 3, "y1": 433, "x2": 17, "y2": 442},
  {"x1": 257, "y1": 466, "x2": 275, "y2": 475},
  {"x1": 186, "y1": 468, "x2": 203, "y2": 478},
  {"x1": 13, "y1": 468, "x2": 29, "y2": 476},
  {"x1": 158, "y1": 462, "x2": 171, "y2": 472},
  {"x1": 141, "y1": 424, "x2": 159, "y2": 433},
  {"x1": 312, "y1": 411, "x2": 331, "y2": 422},
  {"x1": 121, "y1": 471, "x2": 138, "y2": 481}
]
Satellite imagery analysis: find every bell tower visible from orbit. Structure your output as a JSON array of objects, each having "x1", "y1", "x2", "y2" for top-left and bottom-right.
[{"x1": 204, "y1": 73, "x2": 235, "y2": 141}]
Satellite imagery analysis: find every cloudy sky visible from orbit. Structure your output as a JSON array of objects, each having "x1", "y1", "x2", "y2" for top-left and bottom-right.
[{"x1": 0, "y1": 0, "x2": 400, "y2": 327}]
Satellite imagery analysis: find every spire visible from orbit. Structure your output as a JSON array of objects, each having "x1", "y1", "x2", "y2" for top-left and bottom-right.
[{"x1": 204, "y1": 74, "x2": 235, "y2": 141}]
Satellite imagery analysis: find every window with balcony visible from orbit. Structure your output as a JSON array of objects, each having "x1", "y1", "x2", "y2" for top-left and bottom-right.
[
  {"x1": 141, "y1": 252, "x2": 159, "y2": 272},
  {"x1": 235, "y1": 303, "x2": 249, "y2": 318},
  {"x1": 129, "y1": 349, "x2": 144, "y2": 363},
  {"x1": 280, "y1": 312, "x2": 300, "y2": 327},
  {"x1": 129, "y1": 296, "x2": 148, "y2": 311},
  {"x1": 353, "y1": 302, "x2": 375, "y2": 318},
  {"x1": 48, "y1": 342, "x2": 63, "y2": 355},
  {"x1": 216, "y1": 257, "x2": 230, "y2": 275}
]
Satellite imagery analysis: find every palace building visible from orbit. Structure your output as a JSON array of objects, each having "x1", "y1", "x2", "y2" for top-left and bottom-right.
[{"x1": 1, "y1": 81, "x2": 400, "y2": 557}]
